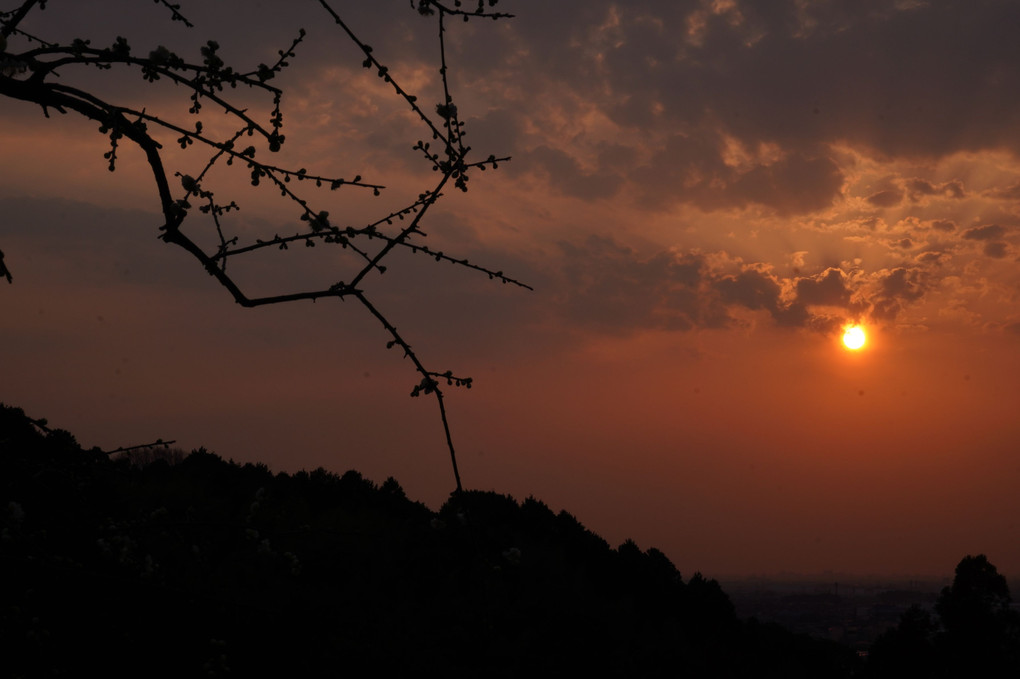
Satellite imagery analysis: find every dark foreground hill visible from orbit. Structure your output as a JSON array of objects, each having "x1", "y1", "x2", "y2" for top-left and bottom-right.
[{"x1": 0, "y1": 404, "x2": 936, "y2": 677}]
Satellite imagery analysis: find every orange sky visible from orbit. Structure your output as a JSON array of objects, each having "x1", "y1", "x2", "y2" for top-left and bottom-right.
[{"x1": 3, "y1": 0, "x2": 1020, "y2": 578}]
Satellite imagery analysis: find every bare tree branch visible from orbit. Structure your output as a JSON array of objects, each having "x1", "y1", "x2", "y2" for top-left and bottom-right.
[{"x1": 0, "y1": 0, "x2": 522, "y2": 493}]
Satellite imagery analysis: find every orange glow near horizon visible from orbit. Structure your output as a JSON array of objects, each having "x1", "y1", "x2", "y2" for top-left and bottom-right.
[{"x1": 842, "y1": 325, "x2": 867, "y2": 350}]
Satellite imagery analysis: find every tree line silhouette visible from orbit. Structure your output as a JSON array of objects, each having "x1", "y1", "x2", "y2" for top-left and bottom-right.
[
  {"x1": 8, "y1": 403, "x2": 1018, "y2": 676},
  {"x1": 2, "y1": 403, "x2": 857, "y2": 677}
]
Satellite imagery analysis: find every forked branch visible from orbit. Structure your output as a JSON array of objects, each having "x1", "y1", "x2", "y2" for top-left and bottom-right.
[{"x1": 0, "y1": 0, "x2": 520, "y2": 494}]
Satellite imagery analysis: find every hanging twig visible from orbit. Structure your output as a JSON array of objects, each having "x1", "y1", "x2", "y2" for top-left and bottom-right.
[{"x1": 0, "y1": 0, "x2": 519, "y2": 492}]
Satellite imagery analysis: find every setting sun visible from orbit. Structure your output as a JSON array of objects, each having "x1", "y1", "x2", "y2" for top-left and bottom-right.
[{"x1": 842, "y1": 325, "x2": 867, "y2": 350}]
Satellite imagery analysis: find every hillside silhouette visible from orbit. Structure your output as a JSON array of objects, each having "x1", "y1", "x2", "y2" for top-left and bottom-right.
[{"x1": 5, "y1": 403, "x2": 1015, "y2": 677}]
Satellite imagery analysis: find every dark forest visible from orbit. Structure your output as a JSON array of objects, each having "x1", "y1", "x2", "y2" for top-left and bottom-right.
[{"x1": 4, "y1": 403, "x2": 1019, "y2": 677}]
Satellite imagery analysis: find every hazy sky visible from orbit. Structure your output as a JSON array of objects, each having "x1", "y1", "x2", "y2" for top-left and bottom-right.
[{"x1": 3, "y1": 0, "x2": 1020, "y2": 578}]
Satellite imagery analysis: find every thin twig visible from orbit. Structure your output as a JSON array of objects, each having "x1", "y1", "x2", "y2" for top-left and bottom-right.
[{"x1": 0, "y1": 0, "x2": 522, "y2": 494}]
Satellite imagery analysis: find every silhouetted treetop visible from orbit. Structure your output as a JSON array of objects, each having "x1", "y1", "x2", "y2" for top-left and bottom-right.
[
  {"x1": 867, "y1": 554, "x2": 1020, "y2": 678},
  {"x1": 936, "y1": 553, "x2": 1013, "y2": 631},
  {"x1": 1, "y1": 403, "x2": 859, "y2": 677}
]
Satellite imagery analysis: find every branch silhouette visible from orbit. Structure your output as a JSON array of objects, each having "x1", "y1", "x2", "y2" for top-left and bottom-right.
[{"x1": 0, "y1": 0, "x2": 524, "y2": 495}]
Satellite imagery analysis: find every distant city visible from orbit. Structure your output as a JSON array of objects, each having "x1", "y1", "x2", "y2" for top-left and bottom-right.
[{"x1": 724, "y1": 576, "x2": 1020, "y2": 652}]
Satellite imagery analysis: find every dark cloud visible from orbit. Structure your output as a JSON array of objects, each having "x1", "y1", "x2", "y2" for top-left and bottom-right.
[
  {"x1": 554, "y1": 235, "x2": 722, "y2": 332},
  {"x1": 880, "y1": 267, "x2": 926, "y2": 302},
  {"x1": 551, "y1": 237, "x2": 927, "y2": 334},
  {"x1": 983, "y1": 241, "x2": 1009, "y2": 258},
  {"x1": 714, "y1": 268, "x2": 809, "y2": 327},
  {"x1": 630, "y1": 132, "x2": 728, "y2": 209},
  {"x1": 728, "y1": 154, "x2": 843, "y2": 215},
  {"x1": 490, "y1": 0, "x2": 1020, "y2": 181},
  {"x1": 794, "y1": 268, "x2": 852, "y2": 308},
  {"x1": 480, "y1": 1, "x2": 1020, "y2": 215},
  {"x1": 712, "y1": 0, "x2": 1020, "y2": 157},
  {"x1": 868, "y1": 265, "x2": 939, "y2": 321},
  {"x1": 962, "y1": 224, "x2": 1006, "y2": 241},
  {"x1": 862, "y1": 178, "x2": 964, "y2": 209},
  {"x1": 867, "y1": 189, "x2": 903, "y2": 207},
  {"x1": 985, "y1": 183, "x2": 1020, "y2": 201},
  {"x1": 525, "y1": 145, "x2": 625, "y2": 200},
  {"x1": 916, "y1": 250, "x2": 947, "y2": 265},
  {"x1": 905, "y1": 179, "x2": 937, "y2": 197},
  {"x1": 0, "y1": 196, "x2": 202, "y2": 290},
  {"x1": 906, "y1": 178, "x2": 966, "y2": 201},
  {"x1": 631, "y1": 137, "x2": 844, "y2": 214},
  {"x1": 466, "y1": 108, "x2": 526, "y2": 163},
  {"x1": 715, "y1": 268, "x2": 782, "y2": 314}
]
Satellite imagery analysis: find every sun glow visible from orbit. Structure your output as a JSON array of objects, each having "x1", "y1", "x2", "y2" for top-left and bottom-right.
[{"x1": 842, "y1": 325, "x2": 866, "y2": 350}]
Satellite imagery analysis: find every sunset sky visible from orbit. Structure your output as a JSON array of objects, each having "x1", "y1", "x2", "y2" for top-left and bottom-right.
[{"x1": 3, "y1": 0, "x2": 1020, "y2": 579}]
